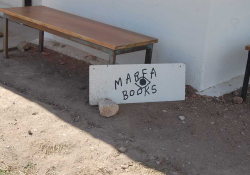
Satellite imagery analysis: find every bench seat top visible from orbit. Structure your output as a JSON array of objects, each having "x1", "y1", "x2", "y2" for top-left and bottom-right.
[{"x1": 0, "y1": 6, "x2": 158, "y2": 50}]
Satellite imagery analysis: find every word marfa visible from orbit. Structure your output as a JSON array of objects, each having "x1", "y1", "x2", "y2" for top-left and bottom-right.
[{"x1": 115, "y1": 68, "x2": 157, "y2": 100}]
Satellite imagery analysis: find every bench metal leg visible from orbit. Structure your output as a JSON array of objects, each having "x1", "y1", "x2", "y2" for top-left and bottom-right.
[
  {"x1": 145, "y1": 44, "x2": 153, "y2": 64},
  {"x1": 39, "y1": 30, "x2": 44, "y2": 52},
  {"x1": 241, "y1": 51, "x2": 250, "y2": 101},
  {"x1": 3, "y1": 16, "x2": 9, "y2": 58},
  {"x1": 109, "y1": 50, "x2": 116, "y2": 64}
]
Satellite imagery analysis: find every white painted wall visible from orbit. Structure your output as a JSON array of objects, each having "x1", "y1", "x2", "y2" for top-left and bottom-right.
[
  {"x1": 201, "y1": 0, "x2": 250, "y2": 90},
  {"x1": 0, "y1": 0, "x2": 23, "y2": 8},
  {"x1": 33, "y1": 0, "x2": 42, "y2": 6},
  {"x1": 40, "y1": 0, "x2": 250, "y2": 91}
]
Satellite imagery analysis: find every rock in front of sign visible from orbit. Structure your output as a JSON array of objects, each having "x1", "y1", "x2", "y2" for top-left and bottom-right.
[
  {"x1": 99, "y1": 98, "x2": 119, "y2": 117},
  {"x1": 89, "y1": 63, "x2": 186, "y2": 105}
]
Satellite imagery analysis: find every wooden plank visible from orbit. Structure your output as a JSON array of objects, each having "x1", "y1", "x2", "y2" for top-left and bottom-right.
[
  {"x1": 0, "y1": 6, "x2": 158, "y2": 50},
  {"x1": 246, "y1": 45, "x2": 250, "y2": 51},
  {"x1": 89, "y1": 64, "x2": 186, "y2": 105}
]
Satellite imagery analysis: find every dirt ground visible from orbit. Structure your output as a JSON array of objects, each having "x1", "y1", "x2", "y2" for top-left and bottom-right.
[{"x1": 0, "y1": 45, "x2": 249, "y2": 175}]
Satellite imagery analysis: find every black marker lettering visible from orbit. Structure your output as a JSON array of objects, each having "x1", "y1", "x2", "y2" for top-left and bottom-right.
[
  {"x1": 152, "y1": 85, "x2": 157, "y2": 94},
  {"x1": 122, "y1": 90, "x2": 129, "y2": 100},
  {"x1": 151, "y1": 68, "x2": 157, "y2": 79},
  {"x1": 130, "y1": 90, "x2": 135, "y2": 96},
  {"x1": 126, "y1": 74, "x2": 132, "y2": 84},
  {"x1": 142, "y1": 69, "x2": 147, "y2": 78},
  {"x1": 145, "y1": 86, "x2": 150, "y2": 96},
  {"x1": 137, "y1": 88, "x2": 143, "y2": 95},
  {"x1": 134, "y1": 71, "x2": 139, "y2": 82},
  {"x1": 115, "y1": 78, "x2": 122, "y2": 90}
]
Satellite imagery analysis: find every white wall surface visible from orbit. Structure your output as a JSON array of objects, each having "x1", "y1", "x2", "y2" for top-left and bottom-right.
[
  {"x1": 201, "y1": 0, "x2": 250, "y2": 90},
  {"x1": 42, "y1": 0, "x2": 250, "y2": 91},
  {"x1": 0, "y1": 0, "x2": 23, "y2": 8},
  {"x1": 33, "y1": 0, "x2": 42, "y2": 6}
]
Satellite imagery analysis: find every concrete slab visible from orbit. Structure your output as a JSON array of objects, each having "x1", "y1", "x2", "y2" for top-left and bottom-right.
[
  {"x1": 198, "y1": 75, "x2": 250, "y2": 97},
  {"x1": 0, "y1": 17, "x2": 38, "y2": 52}
]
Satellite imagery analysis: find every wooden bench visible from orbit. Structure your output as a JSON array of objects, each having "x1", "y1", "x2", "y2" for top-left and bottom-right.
[
  {"x1": 242, "y1": 45, "x2": 250, "y2": 101},
  {"x1": 0, "y1": 6, "x2": 158, "y2": 64}
]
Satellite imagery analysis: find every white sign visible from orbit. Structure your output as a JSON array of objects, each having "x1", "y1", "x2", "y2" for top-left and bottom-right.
[{"x1": 89, "y1": 64, "x2": 186, "y2": 105}]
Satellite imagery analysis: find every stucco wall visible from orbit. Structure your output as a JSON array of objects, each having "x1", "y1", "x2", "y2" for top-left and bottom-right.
[
  {"x1": 42, "y1": 0, "x2": 211, "y2": 91},
  {"x1": 0, "y1": 0, "x2": 23, "y2": 8},
  {"x1": 39, "y1": 0, "x2": 250, "y2": 91},
  {"x1": 0, "y1": 0, "x2": 42, "y2": 9},
  {"x1": 201, "y1": 0, "x2": 250, "y2": 90}
]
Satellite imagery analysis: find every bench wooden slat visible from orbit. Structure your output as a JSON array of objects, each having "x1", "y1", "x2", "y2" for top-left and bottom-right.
[{"x1": 0, "y1": 6, "x2": 158, "y2": 50}]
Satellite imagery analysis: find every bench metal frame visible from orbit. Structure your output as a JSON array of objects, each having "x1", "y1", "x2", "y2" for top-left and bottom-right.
[
  {"x1": 241, "y1": 51, "x2": 250, "y2": 101},
  {"x1": 3, "y1": 14, "x2": 154, "y2": 64}
]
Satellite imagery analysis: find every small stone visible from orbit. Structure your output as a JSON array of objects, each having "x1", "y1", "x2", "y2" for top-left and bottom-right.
[
  {"x1": 118, "y1": 146, "x2": 127, "y2": 153},
  {"x1": 28, "y1": 130, "x2": 33, "y2": 135},
  {"x1": 233, "y1": 91, "x2": 240, "y2": 96},
  {"x1": 215, "y1": 97, "x2": 220, "y2": 102},
  {"x1": 156, "y1": 161, "x2": 161, "y2": 165},
  {"x1": 202, "y1": 100, "x2": 207, "y2": 104},
  {"x1": 206, "y1": 98, "x2": 213, "y2": 102},
  {"x1": 241, "y1": 132, "x2": 245, "y2": 135},
  {"x1": 149, "y1": 154, "x2": 156, "y2": 160},
  {"x1": 17, "y1": 41, "x2": 30, "y2": 53},
  {"x1": 129, "y1": 138, "x2": 135, "y2": 142},
  {"x1": 120, "y1": 165, "x2": 128, "y2": 169},
  {"x1": 162, "y1": 110, "x2": 167, "y2": 113},
  {"x1": 32, "y1": 112, "x2": 38, "y2": 115},
  {"x1": 178, "y1": 116, "x2": 185, "y2": 121},
  {"x1": 211, "y1": 122, "x2": 215, "y2": 125},
  {"x1": 192, "y1": 94, "x2": 198, "y2": 98},
  {"x1": 128, "y1": 161, "x2": 133, "y2": 166},
  {"x1": 99, "y1": 98, "x2": 119, "y2": 118},
  {"x1": 233, "y1": 97, "x2": 243, "y2": 104}
]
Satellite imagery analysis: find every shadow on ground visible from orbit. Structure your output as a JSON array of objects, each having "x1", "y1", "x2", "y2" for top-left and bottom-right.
[{"x1": 0, "y1": 46, "x2": 250, "y2": 175}]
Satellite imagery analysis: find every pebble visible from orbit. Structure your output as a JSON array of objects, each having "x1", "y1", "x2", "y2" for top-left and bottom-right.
[
  {"x1": 149, "y1": 154, "x2": 156, "y2": 160},
  {"x1": 241, "y1": 132, "x2": 245, "y2": 135},
  {"x1": 233, "y1": 91, "x2": 240, "y2": 96},
  {"x1": 99, "y1": 98, "x2": 119, "y2": 118},
  {"x1": 178, "y1": 116, "x2": 185, "y2": 121},
  {"x1": 118, "y1": 146, "x2": 127, "y2": 153},
  {"x1": 120, "y1": 165, "x2": 128, "y2": 169},
  {"x1": 233, "y1": 97, "x2": 243, "y2": 104},
  {"x1": 156, "y1": 161, "x2": 161, "y2": 165},
  {"x1": 206, "y1": 98, "x2": 213, "y2": 102},
  {"x1": 129, "y1": 138, "x2": 135, "y2": 142},
  {"x1": 28, "y1": 130, "x2": 33, "y2": 135},
  {"x1": 162, "y1": 110, "x2": 167, "y2": 113},
  {"x1": 211, "y1": 122, "x2": 215, "y2": 125},
  {"x1": 17, "y1": 41, "x2": 31, "y2": 52}
]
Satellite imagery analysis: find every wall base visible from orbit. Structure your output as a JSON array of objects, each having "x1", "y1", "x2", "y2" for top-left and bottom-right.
[{"x1": 198, "y1": 75, "x2": 249, "y2": 97}]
